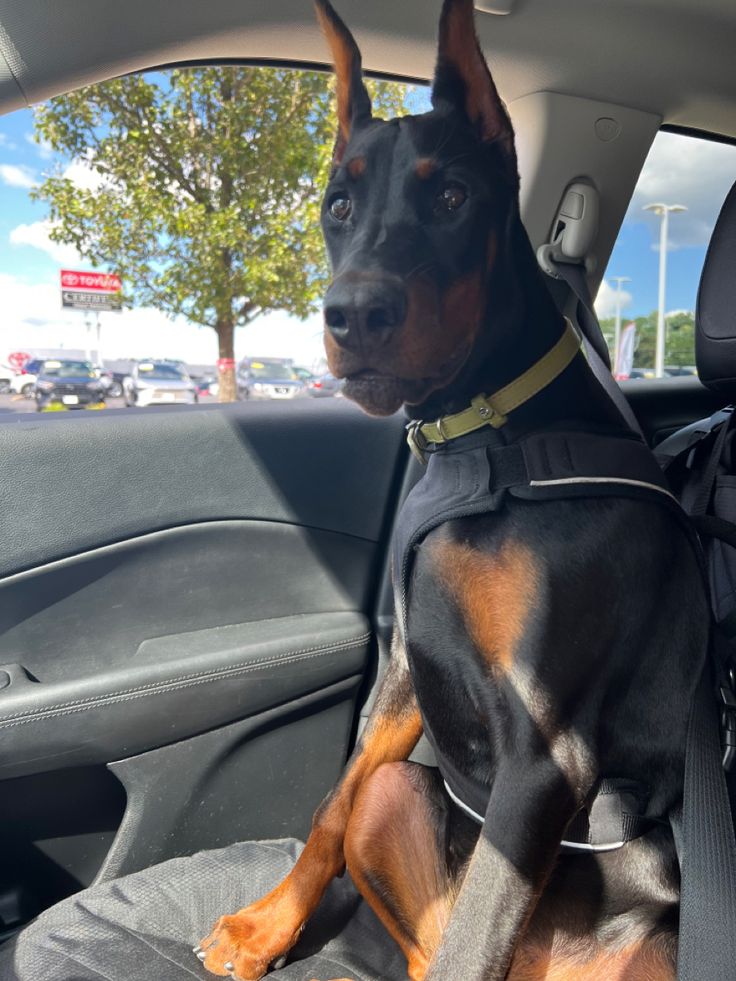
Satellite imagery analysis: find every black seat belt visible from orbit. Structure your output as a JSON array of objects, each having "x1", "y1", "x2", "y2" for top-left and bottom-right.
[
  {"x1": 674, "y1": 662, "x2": 736, "y2": 981},
  {"x1": 547, "y1": 258, "x2": 645, "y2": 438},
  {"x1": 548, "y1": 257, "x2": 736, "y2": 980}
]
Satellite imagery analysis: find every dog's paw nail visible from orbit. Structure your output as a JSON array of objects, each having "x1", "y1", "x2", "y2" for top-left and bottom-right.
[
  {"x1": 224, "y1": 963, "x2": 234, "y2": 972},
  {"x1": 272, "y1": 955, "x2": 287, "y2": 969},
  {"x1": 192, "y1": 946, "x2": 201, "y2": 954},
  {"x1": 196, "y1": 950, "x2": 207, "y2": 961}
]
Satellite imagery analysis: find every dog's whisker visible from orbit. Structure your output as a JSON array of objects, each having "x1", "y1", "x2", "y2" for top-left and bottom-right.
[{"x1": 405, "y1": 261, "x2": 437, "y2": 281}]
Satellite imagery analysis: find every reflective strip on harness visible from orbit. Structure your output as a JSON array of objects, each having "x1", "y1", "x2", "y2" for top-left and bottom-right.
[
  {"x1": 529, "y1": 475, "x2": 678, "y2": 502},
  {"x1": 443, "y1": 776, "x2": 650, "y2": 854}
]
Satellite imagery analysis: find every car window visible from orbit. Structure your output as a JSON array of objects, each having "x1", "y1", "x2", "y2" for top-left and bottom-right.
[
  {"x1": 248, "y1": 362, "x2": 296, "y2": 381},
  {"x1": 0, "y1": 66, "x2": 430, "y2": 414},
  {"x1": 138, "y1": 362, "x2": 188, "y2": 380},
  {"x1": 42, "y1": 359, "x2": 94, "y2": 378},
  {"x1": 597, "y1": 130, "x2": 736, "y2": 380}
]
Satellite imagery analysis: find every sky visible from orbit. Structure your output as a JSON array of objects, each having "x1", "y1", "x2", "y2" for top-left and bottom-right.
[
  {"x1": 595, "y1": 131, "x2": 736, "y2": 320},
  {"x1": 0, "y1": 92, "x2": 735, "y2": 368}
]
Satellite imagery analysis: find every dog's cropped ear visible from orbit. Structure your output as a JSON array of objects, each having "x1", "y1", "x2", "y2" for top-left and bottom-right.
[
  {"x1": 432, "y1": 0, "x2": 516, "y2": 171},
  {"x1": 315, "y1": 0, "x2": 372, "y2": 166}
]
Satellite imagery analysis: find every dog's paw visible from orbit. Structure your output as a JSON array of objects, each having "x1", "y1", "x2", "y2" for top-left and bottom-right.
[{"x1": 195, "y1": 908, "x2": 302, "y2": 980}]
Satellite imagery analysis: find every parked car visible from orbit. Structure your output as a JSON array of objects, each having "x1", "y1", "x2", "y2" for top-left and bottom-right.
[
  {"x1": 665, "y1": 366, "x2": 699, "y2": 377},
  {"x1": 10, "y1": 358, "x2": 43, "y2": 397},
  {"x1": 0, "y1": 363, "x2": 13, "y2": 394},
  {"x1": 34, "y1": 359, "x2": 106, "y2": 411},
  {"x1": 94, "y1": 366, "x2": 125, "y2": 398},
  {"x1": 306, "y1": 372, "x2": 343, "y2": 398},
  {"x1": 195, "y1": 377, "x2": 219, "y2": 398},
  {"x1": 291, "y1": 366, "x2": 316, "y2": 384},
  {"x1": 123, "y1": 360, "x2": 198, "y2": 407},
  {"x1": 236, "y1": 357, "x2": 304, "y2": 400}
]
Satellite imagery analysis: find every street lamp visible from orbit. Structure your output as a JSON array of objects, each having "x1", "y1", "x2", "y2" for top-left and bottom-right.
[
  {"x1": 643, "y1": 202, "x2": 687, "y2": 377},
  {"x1": 611, "y1": 275, "x2": 631, "y2": 371}
]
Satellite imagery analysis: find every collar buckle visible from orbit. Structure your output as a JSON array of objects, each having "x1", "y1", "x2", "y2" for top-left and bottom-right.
[{"x1": 406, "y1": 420, "x2": 429, "y2": 465}]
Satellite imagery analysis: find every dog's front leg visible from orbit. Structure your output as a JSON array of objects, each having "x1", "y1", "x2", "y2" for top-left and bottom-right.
[
  {"x1": 427, "y1": 748, "x2": 594, "y2": 981},
  {"x1": 198, "y1": 629, "x2": 422, "y2": 980}
]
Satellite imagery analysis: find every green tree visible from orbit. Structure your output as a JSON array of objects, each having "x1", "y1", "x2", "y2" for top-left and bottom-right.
[
  {"x1": 601, "y1": 311, "x2": 695, "y2": 372},
  {"x1": 32, "y1": 67, "x2": 411, "y2": 400}
]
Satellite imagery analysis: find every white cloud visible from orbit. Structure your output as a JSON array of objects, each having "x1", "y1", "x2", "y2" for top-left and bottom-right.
[
  {"x1": 0, "y1": 134, "x2": 17, "y2": 150},
  {"x1": 595, "y1": 278, "x2": 633, "y2": 319},
  {"x1": 9, "y1": 220, "x2": 82, "y2": 266},
  {"x1": 0, "y1": 163, "x2": 36, "y2": 189},
  {"x1": 63, "y1": 157, "x2": 107, "y2": 192},
  {"x1": 628, "y1": 131, "x2": 736, "y2": 250}
]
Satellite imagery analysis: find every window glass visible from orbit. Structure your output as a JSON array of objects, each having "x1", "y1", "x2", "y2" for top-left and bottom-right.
[
  {"x1": 597, "y1": 130, "x2": 736, "y2": 380},
  {"x1": 0, "y1": 67, "x2": 430, "y2": 413}
]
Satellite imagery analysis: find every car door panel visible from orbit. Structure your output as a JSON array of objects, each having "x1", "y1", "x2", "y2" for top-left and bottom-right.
[
  {"x1": 0, "y1": 610, "x2": 369, "y2": 780},
  {"x1": 0, "y1": 400, "x2": 400, "y2": 575},
  {"x1": 0, "y1": 521, "x2": 375, "y2": 687},
  {"x1": 0, "y1": 399, "x2": 406, "y2": 930}
]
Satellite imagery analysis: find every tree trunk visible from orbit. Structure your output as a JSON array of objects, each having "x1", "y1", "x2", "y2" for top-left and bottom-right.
[{"x1": 215, "y1": 320, "x2": 237, "y2": 402}]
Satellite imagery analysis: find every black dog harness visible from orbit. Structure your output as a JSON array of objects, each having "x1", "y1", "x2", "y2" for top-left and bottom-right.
[{"x1": 392, "y1": 421, "x2": 683, "y2": 852}]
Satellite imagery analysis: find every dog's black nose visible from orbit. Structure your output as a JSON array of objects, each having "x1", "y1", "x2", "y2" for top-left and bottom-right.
[{"x1": 324, "y1": 276, "x2": 407, "y2": 349}]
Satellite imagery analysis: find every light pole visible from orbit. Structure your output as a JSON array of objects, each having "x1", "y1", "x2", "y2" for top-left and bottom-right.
[
  {"x1": 611, "y1": 275, "x2": 631, "y2": 371},
  {"x1": 643, "y1": 203, "x2": 687, "y2": 377}
]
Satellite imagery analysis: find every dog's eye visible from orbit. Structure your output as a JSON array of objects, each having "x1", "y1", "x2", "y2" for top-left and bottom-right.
[
  {"x1": 435, "y1": 183, "x2": 467, "y2": 213},
  {"x1": 329, "y1": 195, "x2": 352, "y2": 222}
]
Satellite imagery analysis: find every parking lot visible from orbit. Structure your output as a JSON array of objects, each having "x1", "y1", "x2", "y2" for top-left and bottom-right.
[{"x1": 0, "y1": 393, "x2": 127, "y2": 415}]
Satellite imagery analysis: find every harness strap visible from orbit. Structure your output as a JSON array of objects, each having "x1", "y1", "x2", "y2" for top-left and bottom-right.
[{"x1": 485, "y1": 431, "x2": 674, "y2": 502}]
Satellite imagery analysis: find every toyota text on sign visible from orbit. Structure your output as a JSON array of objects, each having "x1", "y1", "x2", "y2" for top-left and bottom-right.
[{"x1": 60, "y1": 270, "x2": 122, "y2": 293}]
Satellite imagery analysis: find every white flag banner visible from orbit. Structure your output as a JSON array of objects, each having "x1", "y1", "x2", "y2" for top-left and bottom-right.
[{"x1": 615, "y1": 322, "x2": 637, "y2": 380}]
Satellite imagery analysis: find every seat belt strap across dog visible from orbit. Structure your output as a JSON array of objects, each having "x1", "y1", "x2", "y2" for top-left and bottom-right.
[
  {"x1": 547, "y1": 258, "x2": 645, "y2": 439},
  {"x1": 674, "y1": 663, "x2": 736, "y2": 981}
]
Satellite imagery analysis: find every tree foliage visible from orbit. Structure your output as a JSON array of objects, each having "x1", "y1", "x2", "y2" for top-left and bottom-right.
[
  {"x1": 600, "y1": 311, "x2": 696, "y2": 372},
  {"x1": 32, "y1": 67, "x2": 412, "y2": 399}
]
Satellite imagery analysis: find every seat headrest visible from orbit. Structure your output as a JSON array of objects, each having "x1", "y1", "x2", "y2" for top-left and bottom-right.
[{"x1": 696, "y1": 179, "x2": 736, "y2": 397}]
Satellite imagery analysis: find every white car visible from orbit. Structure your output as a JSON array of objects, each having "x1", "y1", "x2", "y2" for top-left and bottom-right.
[
  {"x1": 123, "y1": 360, "x2": 198, "y2": 407},
  {"x1": 10, "y1": 359, "x2": 42, "y2": 397}
]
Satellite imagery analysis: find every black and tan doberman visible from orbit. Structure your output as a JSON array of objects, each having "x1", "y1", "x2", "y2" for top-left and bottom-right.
[{"x1": 197, "y1": 1, "x2": 708, "y2": 977}]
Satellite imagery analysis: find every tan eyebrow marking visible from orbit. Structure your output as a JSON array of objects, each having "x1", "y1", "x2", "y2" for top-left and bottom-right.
[
  {"x1": 415, "y1": 157, "x2": 437, "y2": 179},
  {"x1": 347, "y1": 156, "x2": 367, "y2": 178}
]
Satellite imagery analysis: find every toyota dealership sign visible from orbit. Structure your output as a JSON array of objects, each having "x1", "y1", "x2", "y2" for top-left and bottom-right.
[{"x1": 60, "y1": 269, "x2": 123, "y2": 311}]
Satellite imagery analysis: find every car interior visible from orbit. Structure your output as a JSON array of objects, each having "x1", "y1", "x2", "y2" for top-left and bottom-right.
[{"x1": 0, "y1": 0, "x2": 735, "y2": 977}]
